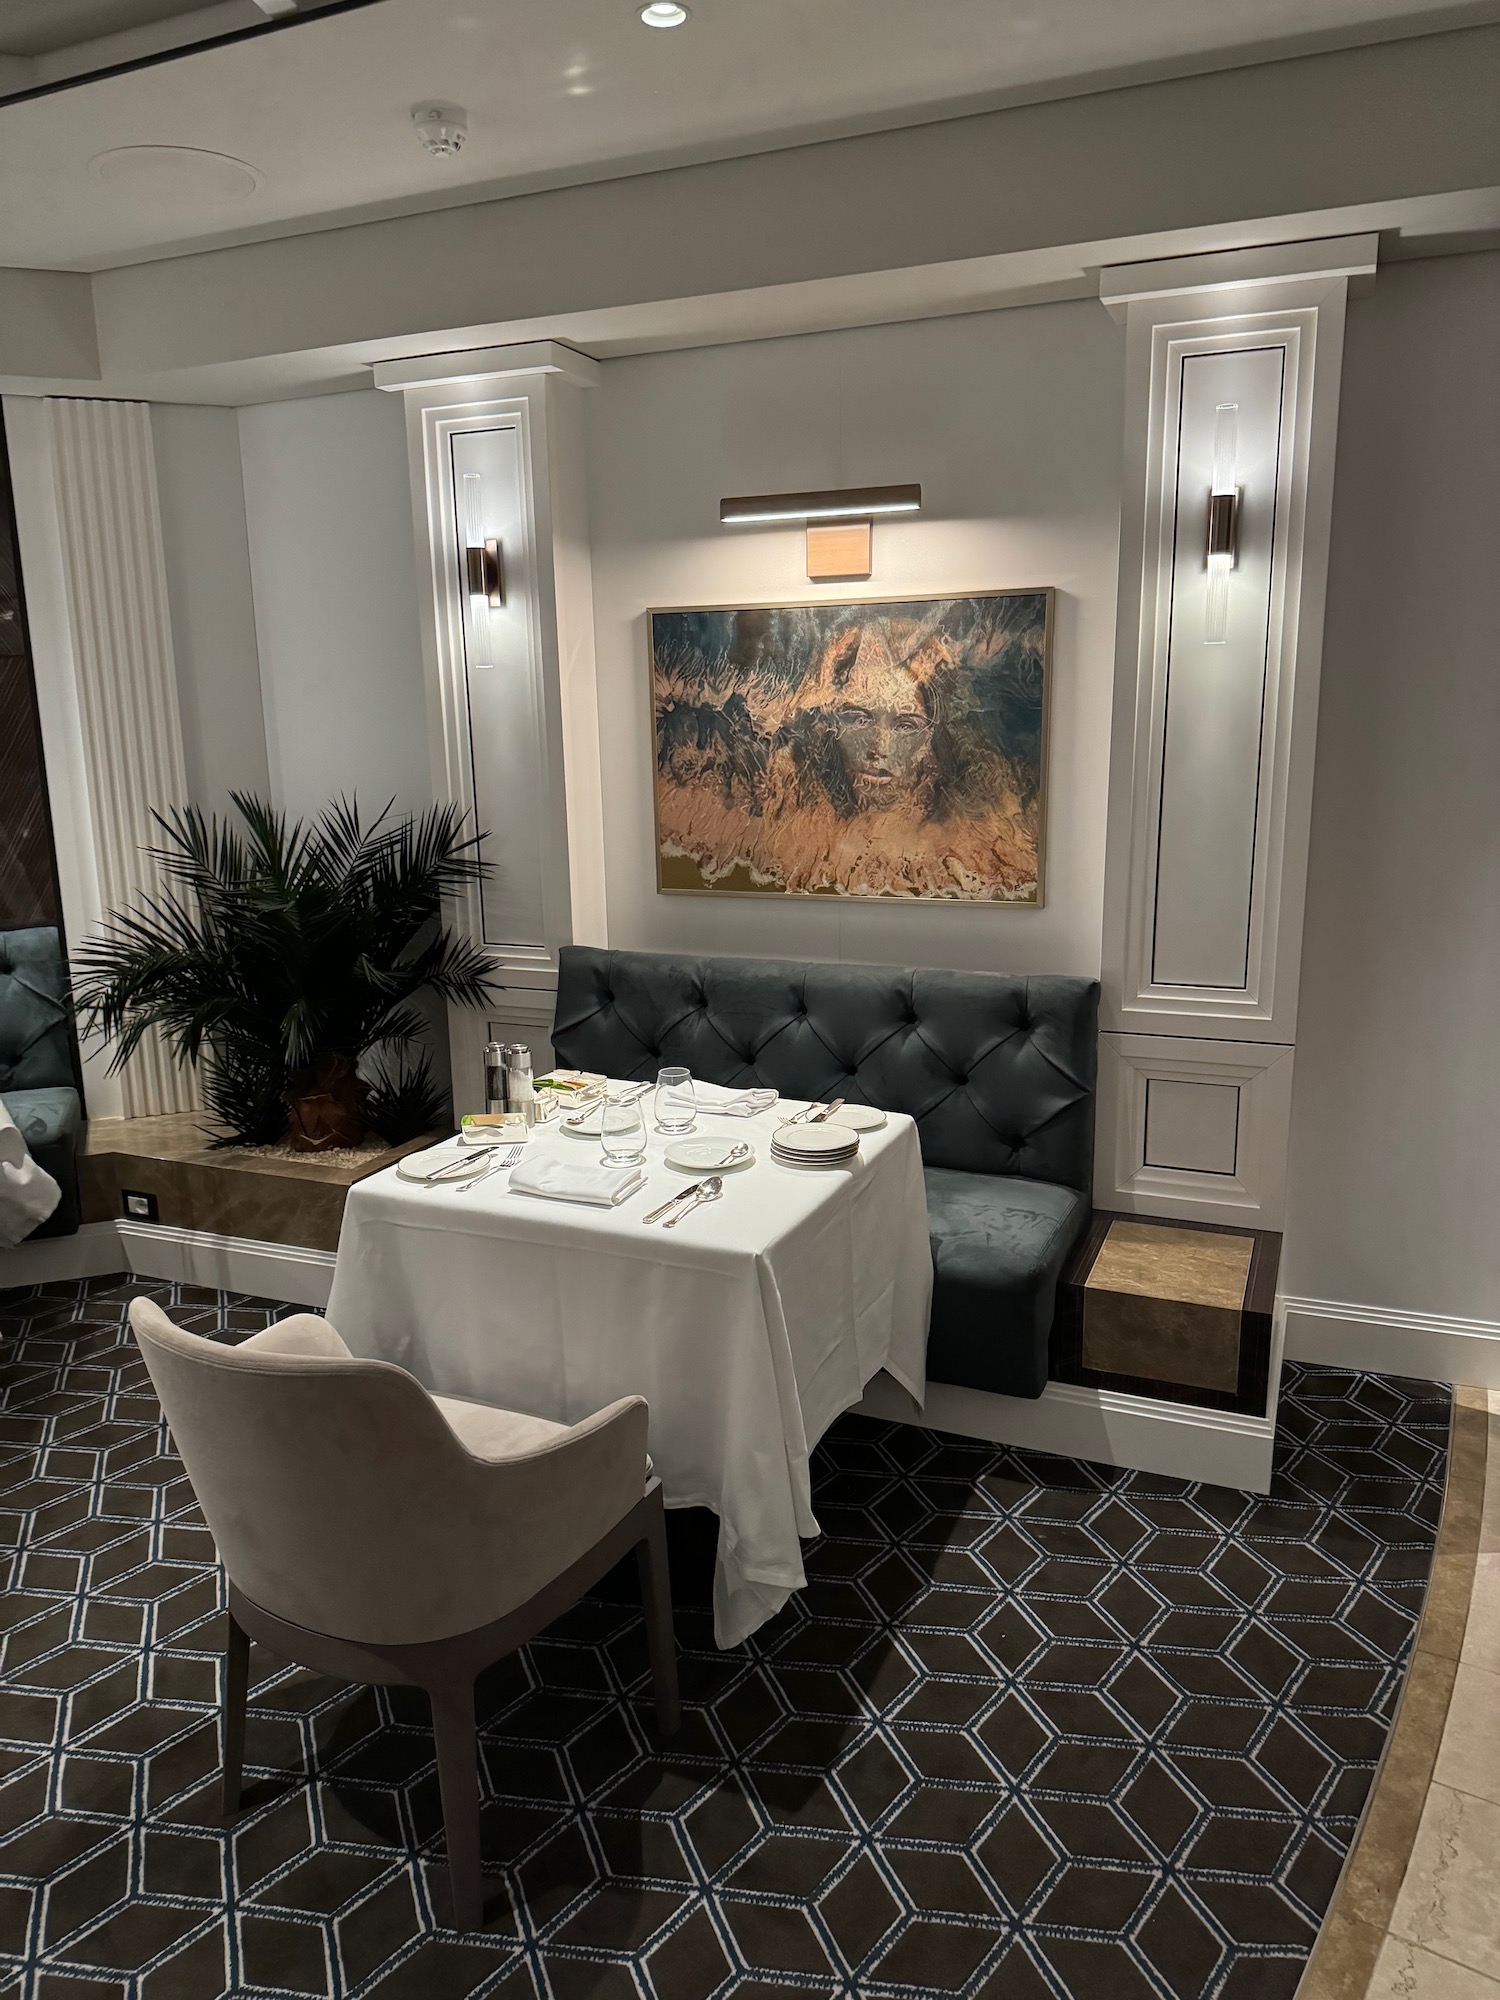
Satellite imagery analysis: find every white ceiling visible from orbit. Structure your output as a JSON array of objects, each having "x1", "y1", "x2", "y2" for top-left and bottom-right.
[{"x1": 0, "y1": 0, "x2": 1491, "y2": 272}]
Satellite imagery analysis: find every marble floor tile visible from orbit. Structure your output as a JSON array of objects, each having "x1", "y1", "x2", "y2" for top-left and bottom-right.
[
  {"x1": 1435, "y1": 1661, "x2": 1500, "y2": 1808},
  {"x1": 1390, "y1": 1783, "x2": 1500, "y2": 1981},
  {"x1": 1369, "y1": 1934, "x2": 1500, "y2": 1997},
  {"x1": 1462, "y1": 1555, "x2": 1500, "y2": 1676}
]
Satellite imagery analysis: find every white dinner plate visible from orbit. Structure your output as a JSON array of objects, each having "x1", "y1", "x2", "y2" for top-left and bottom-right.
[
  {"x1": 772, "y1": 1123, "x2": 861, "y2": 1160},
  {"x1": 826, "y1": 1103, "x2": 887, "y2": 1132},
  {"x1": 664, "y1": 1138, "x2": 756, "y2": 1173}
]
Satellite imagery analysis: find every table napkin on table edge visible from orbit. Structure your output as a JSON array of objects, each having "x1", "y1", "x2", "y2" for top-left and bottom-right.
[
  {"x1": 507, "y1": 1154, "x2": 647, "y2": 1207},
  {"x1": 693, "y1": 1081, "x2": 779, "y2": 1116}
]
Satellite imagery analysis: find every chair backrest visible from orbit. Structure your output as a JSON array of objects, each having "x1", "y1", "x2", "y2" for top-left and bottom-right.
[
  {"x1": 553, "y1": 945, "x2": 1099, "y2": 1191},
  {"x1": 129, "y1": 1298, "x2": 648, "y2": 1648},
  {"x1": 0, "y1": 928, "x2": 75, "y2": 1094}
]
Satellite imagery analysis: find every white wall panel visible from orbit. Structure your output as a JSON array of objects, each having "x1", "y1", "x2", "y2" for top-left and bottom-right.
[
  {"x1": 1097, "y1": 237, "x2": 1369, "y2": 1224},
  {"x1": 1151, "y1": 345, "x2": 1284, "y2": 991}
]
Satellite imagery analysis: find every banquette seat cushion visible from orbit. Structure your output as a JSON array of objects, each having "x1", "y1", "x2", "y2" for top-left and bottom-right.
[
  {"x1": 552, "y1": 946, "x2": 1098, "y2": 1399},
  {"x1": 0, "y1": 927, "x2": 83, "y2": 1240}
]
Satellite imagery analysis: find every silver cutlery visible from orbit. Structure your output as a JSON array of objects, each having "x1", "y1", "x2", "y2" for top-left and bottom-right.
[
  {"x1": 713, "y1": 1142, "x2": 751, "y2": 1169},
  {"x1": 451, "y1": 1145, "x2": 525, "y2": 1191},
  {"x1": 785, "y1": 1098, "x2": 844, "y2": 1125},
  {"x1": 663, "y1": 1176, "x2": 725, "y2": 1228},
  {"x1": 417, "y1": 1144, "x2": 507, "y2": 1186},
  {"x1": 644, "y1": 1179, "x2": 707, "y2": 1225},
  {"x1": 565, "y1": 1081, "x2": 649, "y2": 1129}
]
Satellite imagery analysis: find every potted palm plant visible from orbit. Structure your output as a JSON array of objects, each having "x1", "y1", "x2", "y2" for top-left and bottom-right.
[{"x1": 74, "y1": 794, "x2": 497, "y2": 1152}]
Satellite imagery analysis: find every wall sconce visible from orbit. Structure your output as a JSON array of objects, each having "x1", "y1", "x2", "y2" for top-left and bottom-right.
[
  {"x1": 465, "y1": 539, "x2": 503, "y2": 608},
  {"x1": 719, "y1": 483, "x2": 921, "y2": 583},
  {"x1": 1204, "y1": 403, "x2": 1239, "y2": 645},
  {"x1": 1205, "y1": 490, "x2": 1240, "y2": 570},
  {"x1": 459, "y1": 473, "x2": 503, "y2": 669}
]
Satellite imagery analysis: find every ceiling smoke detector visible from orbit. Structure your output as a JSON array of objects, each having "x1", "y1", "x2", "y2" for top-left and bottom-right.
[{"x1": 412, "y1": 104, "x2": 467, "y2": 157}]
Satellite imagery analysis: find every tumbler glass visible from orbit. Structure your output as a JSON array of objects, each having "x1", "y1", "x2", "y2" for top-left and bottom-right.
[
  {"x1": 654, "y1": 1065, "x2": 696, "y2": 1135},
  {"x1": 600, "y1": 1089, "x2": 647, "y2": 1166}
]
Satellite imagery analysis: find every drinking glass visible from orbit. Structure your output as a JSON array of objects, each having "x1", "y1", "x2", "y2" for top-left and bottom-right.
[
  {"x1": 600, "y1": 1089, "x2": 647, "y2": 1166},
  {"x1": 654, "y1": 1065, "x2": 696, "y2": 1135}
]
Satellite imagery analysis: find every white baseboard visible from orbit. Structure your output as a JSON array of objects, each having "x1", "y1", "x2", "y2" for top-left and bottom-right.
[
  {"x1": 0, "y1": 1220, "x2": 126, "y2": 1289},
  {"x1": 858, "y1": 1371, "x2": 1277, "y2": 1493},
  {"x1": 1282, "y1": 1295, "x2": 1500, "y2": 1388},
  {"x1": 117, "y1": 1223, "x2": 336, "y2": 1309}
]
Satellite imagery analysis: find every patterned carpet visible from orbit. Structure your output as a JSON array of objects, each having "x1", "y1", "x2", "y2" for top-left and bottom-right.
[{"x1": 0, "y1": 1275, "x2": 1450, "y2": 2000}]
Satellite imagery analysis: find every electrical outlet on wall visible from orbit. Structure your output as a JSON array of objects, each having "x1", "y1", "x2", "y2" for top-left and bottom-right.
[{"x1": 120, "y1": 1190, "x2": 159, "y2": 1222}]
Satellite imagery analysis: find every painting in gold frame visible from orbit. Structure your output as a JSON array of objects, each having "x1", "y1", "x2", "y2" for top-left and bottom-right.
[{"x1": 648, "y1": 590, "x2": 1053, "y2": 903}]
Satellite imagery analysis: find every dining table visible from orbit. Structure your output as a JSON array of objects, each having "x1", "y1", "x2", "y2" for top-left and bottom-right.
[{"x1": 324, "y1": 1086, "x2": 932, "y2": 1647}]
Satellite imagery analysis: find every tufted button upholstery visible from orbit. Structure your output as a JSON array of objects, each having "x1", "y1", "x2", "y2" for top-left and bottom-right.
[
  {"x1": 552, "y1": 946, "x2": 1097, "y2": 1188},
  {"x1": 552, "y1": 947, "x2": 1100, "y2": 1401},
  {"x1": 0, "y1": 927, "x2": 84, "y2": 1240}
]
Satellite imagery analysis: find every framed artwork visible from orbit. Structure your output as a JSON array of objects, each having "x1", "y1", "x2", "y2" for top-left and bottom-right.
[{"x1": 648, "y1": 589, "x2": 1053, "y2": 903}]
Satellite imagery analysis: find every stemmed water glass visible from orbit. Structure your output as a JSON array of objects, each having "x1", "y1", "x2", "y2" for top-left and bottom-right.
[{"x1": 654, "y1": 1065, "x2": 696, "y2": 1135}]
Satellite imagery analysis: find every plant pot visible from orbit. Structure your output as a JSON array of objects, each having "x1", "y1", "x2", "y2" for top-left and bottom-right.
[{"x1": 285, "y1": 1055, "x2": 369, "y2": 1152}]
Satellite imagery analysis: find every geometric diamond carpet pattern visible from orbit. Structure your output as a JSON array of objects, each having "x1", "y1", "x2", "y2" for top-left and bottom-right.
[{"x1": 0, "y1": 1275, "x2": 1449, "y2": 2000}]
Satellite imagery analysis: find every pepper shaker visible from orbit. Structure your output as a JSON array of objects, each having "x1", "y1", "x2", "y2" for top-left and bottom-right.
[{"x1": 483, "y1": 1041, "x2": 507, "y2": 1116}]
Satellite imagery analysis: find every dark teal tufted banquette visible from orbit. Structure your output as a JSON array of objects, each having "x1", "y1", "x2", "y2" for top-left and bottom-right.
[
  {"x1": 552, "y1": 946, "x2": 1098, "y2": 1399},
  {"x1": 0, "y1": 927, "x2": 82, "y2": 1239}
]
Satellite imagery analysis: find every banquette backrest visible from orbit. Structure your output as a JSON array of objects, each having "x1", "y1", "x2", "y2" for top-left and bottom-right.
[
  {"x1": 552, "y1": 946, "x2": 1098, "y2": 1191},
  {"x1": 0, "y1": 927, "x2": 75, "y2": 1096}
]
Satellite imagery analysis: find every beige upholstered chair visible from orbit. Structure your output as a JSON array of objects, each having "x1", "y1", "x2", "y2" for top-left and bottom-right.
[{"x1": 128, "y1": 1297, "x2": 679, "y2": 1929}]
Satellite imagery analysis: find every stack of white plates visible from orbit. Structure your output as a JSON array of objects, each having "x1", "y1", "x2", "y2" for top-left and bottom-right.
[{"x1": 772, "y1": 1121, "x2": 860, "y2": 1167}]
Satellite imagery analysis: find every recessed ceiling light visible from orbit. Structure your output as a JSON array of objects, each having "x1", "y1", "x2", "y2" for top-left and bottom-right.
[
  {"x1": 89, "y1": 146, "x2": 261, "y2": 202},
  {"x1": 639, "y1": 2, "x2": 689, "y2": 25}
]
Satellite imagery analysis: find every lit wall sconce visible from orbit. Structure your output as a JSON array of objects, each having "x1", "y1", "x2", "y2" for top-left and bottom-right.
[
  {"x1": 465, "y1": 539, "x2": 503, "y2": 608},
  {"x1": 719, "y1": 483, "x2": 921, "y2": 583},
  {"x1": 459, "y1": 472, "x2": 503, "y2": 669},
  {"x1": 1204, "y1": 403, "x2": 1239, "y2": 645},
  {"x1": 1205, "y1": 490, "x2": 1240, "y2": 570}
]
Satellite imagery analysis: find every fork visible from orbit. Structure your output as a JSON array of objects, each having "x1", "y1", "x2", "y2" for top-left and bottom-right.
[{"x1": 451, "y1": 1144, "x2": 525, "y2": 1191}]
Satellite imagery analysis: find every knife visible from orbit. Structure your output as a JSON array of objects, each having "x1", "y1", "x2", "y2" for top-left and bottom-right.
[
  {"x1": 808, "y1": 1099, "x2": 846, "y2": 1123},
  {"x1": 643, "y1": 1178, "x2": 705, "y2": 1224}
]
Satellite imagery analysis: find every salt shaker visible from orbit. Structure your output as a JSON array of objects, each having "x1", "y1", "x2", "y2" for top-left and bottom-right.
[{"x1": 502, "y1": 1043, "x2": 537, "y2": 1123}]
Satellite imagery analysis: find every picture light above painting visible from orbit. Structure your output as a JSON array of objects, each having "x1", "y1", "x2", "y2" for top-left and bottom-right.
[{"x1": 649, "y1": 592, "x2": 1053, "y2": 905}]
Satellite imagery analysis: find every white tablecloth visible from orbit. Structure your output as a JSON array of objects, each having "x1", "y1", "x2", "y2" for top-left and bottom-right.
[{"x1": 326, "y1": 1096, "x2": 931, "y2": 1646}]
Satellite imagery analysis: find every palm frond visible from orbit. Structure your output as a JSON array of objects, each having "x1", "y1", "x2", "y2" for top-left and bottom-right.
[{"x1": 75, "y1": 792, "x2": 498, "y2": 1145}]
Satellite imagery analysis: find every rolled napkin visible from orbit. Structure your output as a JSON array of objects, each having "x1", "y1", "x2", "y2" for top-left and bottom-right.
[
  {"x1": 507, "y1": 1153, "x2": 646, "y2": 1208},
  {"x1": 692, "y1": 1081, "x2": 779, "y2": 1117},
  {"x1": 0, "y1": 1100, "x2": 61, "y2": 1250}
]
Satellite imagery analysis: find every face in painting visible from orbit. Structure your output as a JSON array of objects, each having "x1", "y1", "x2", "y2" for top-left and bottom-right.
[{"x1": 830, "y1": 699, "x2": 932, "y2": 806}]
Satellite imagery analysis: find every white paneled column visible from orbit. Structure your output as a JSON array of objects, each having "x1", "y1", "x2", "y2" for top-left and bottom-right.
[
  {"x1": 7, "y1": 394, "x2": 199, "y2": 1118},
  {"x1": 376, "y1": 342, "x2": 607, "y2": 1112},
  {"x1": 1096, "y1": 237, "x2": 1376, "y2": 1227}
]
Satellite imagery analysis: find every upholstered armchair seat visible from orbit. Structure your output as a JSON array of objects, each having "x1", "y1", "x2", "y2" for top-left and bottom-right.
[{"x1": 129, "y1": 1298, "x2": 679, "y2": 1930}]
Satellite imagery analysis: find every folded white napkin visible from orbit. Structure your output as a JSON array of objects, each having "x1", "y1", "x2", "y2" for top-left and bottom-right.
[
  {"x1": 693, "y1": 1081, "x2": 779, "y2": 1117},
  {"x1": 0, "y1": 1100, "x2": 61, "y2": 1250},
  {"x1": 507, "y1": 1154, "x2": 646, "y2": 1208}
]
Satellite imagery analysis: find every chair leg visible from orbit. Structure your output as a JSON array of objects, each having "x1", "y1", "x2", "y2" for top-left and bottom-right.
[
  {"x1": 636, "y1": 1499, "x2": 681, "y2": 1737},
  {"x1": 222, "y1": 1608, "x2": 250, "y2": 1817},
  {"x1": 430, "y1": 1676, "x2": 485, "y2": 1931}
]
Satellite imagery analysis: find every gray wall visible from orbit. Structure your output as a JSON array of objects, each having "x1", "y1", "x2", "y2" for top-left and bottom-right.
[
  {"x1": 152, "y1": 402, "x2": 269, "y2": 811},
  {"x1": 585, "y1": 300, "x2": 1125, "y2": 976},
  {"x1": 236, "y1": 388, "x2": 430, "y2": 824},
  {"x1": 1283, "y1": 250, "x2": 1500, "y2": 1320}
]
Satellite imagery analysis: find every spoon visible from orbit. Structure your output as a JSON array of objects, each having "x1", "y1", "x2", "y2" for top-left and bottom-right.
[{"x1": 662, "y1": 1175, "x2": 724, "y2": 1228}]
